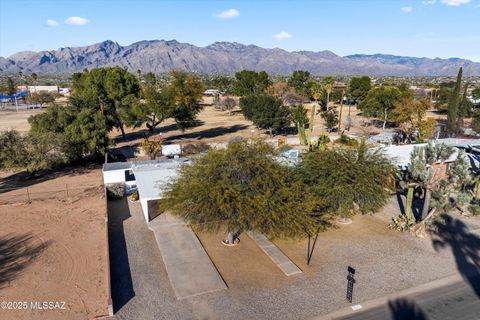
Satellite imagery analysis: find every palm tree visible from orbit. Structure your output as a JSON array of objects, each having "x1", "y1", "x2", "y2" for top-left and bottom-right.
[
  {"x1": 324, "y1": 83, "x2": 333, "y2": 111},
  {"x1": 309, "y1": 84, "x2": 322, "y2": 143},
  {"x1": 31, "y1": 73, "x2": 38, "y2": 107}
]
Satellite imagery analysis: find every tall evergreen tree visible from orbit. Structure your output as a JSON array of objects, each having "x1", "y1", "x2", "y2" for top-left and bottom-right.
[
  {"x1": 288, "y1": 70, "x2": 311, "y2": 98},
  {"x1": 348, "y1": 76, "x2": 371, "y2": 104},
  {"x1": 447, "y1": 67, "x2": 463, "y2": 135},
  {"x1": 69, "y1": 67, "x2": 140, "y2": 141},
  {"x1": 240, "y1": 94, "x2": 290, "y2": 135},
  {"x1": 234, "y1": 70, "x2": 270, "y2": 96}
]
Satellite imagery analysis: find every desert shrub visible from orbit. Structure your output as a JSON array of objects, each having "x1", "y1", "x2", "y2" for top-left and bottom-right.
[
  {"x1": 419, "y1": 118, "x2": 437, "y2": 141},
  {"x1": 106, "y1": 183, "x2": 126, "y2": 200},
  {"x1": 219, "y1": 97, "x2": 237, "y2": 114},
  {"x1": 130, "y1": 190, "x2": 139, "y2": 201},
  {"x1": 335, "y1": 134, "x2": 358, "y2": 147},
  {"x1": 468, "y1": 204, "x2": 480, "y2": 216},
  {"x1": 141, "y1": 136, "x2": 164, "y2": 160},
  {"x1": 278, "y1": 144, "x2": 292, "y2": 153},
  {"x1": 309, "y1": 134, "x2": 330, "y2": 152},
  {"x1": 181, "y1": 142, "x2": 211, "y2": 155},
  {"x1": 320, "y1": 108, "x2": 339, "y2": 132}
]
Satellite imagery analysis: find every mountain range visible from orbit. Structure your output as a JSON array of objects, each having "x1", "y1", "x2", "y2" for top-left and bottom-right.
[{"x1": 1, "y1": 40, "x2": 479, "y2": 76}]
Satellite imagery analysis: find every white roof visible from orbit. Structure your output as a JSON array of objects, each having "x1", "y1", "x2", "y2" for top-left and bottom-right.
[
  {"x1": 131, "y1": 158, "x2": 190, "y2": 200},
  {"x1": 434, "y1": 138, "x2": 480, "y2": 148},
  {"x1": 383, "y1": 144, "x2": 426, "y2": 168},
  {"x1": 383, "y1": 143, "x2": 459, "y2": 168}
]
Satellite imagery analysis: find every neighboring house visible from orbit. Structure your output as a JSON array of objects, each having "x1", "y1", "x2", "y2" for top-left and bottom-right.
[
  {"x1": 368, "y1": 130, "x2": 397, "y2": 144},
  {"x1": 17, "y1": 85, "x2": 59, "y2": 93},
  {"x1": 59, "y1": 88, "x2": 70, "y2": 96},
  {"x1": 382, "y1": 139, "x2": 480, "y2": 173},
  {"x1": 276, "y1": 148, "x2": 301, "y2": 167},
  {"x1": 204, "y1": 89, "x2": 223, "y2": 96},
  {"x1": 383, "y1": 143, "x2": 455, "y2": 169},
  {"x1": 103, "y1": 158, "x2": 190, "y2": 222}
]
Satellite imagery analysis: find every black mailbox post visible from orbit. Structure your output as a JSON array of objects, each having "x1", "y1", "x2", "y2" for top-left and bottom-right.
[{"x1": 346, "y1": 266, "x2": 356, "y2": 303}]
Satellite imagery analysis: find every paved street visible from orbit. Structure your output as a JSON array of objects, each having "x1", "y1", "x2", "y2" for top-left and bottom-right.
[{"x1": 340, "y1": 277, "x2": 480, "y2": 320}]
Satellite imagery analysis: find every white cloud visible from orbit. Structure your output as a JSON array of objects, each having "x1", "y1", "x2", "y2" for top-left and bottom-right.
[
  {"x1": 422, "y1": 0, "x2": 436, "y2": 5},
  {"x1": 441, "y1": 0, "x2": 470, "y2": 5},
  {"x1": 401, "y1": 6, "x2": 414, "y2": 12},
  {"x1": 414, "y1": 31, "x2": 436, "y2": 37},
  {"x1": 273, "y1": 31, "x2": 292, "y2": 40},
  {"x1": 45, "y1": 19, "x2": 59, "y2": 27},
  {"x1": 216, "y1": 9, "x2": 240, "y2": 19},
  {"x1": 65, "y1": 16, "x2": 89, "y2": 25}
]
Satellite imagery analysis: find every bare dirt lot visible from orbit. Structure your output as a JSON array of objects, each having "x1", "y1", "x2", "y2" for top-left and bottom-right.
[
  {"x1": 0, "y1": 167, "x2": 110, "y2": 320},
  {"x1": 0, "y1": 109, "x2": 42, "y2": 132}
]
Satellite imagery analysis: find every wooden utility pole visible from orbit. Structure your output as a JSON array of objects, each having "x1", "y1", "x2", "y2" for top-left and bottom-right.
[{"x1": 338, "y1": 90, "x2": 344, "y2": 134}]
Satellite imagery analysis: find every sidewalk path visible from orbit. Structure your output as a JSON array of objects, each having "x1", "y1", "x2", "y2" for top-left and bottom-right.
[
  {"x1": 148, "y1": 213, "x2": 227, "y2": 299},
  {"x1": 247, "y1": 230, "x2": 302, "y2": 276}
]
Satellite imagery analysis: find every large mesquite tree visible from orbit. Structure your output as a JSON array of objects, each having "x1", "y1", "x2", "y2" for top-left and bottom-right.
[
  {"x1": 126, "y1": 71, "x2": 204, "y2": 134},
  {"x1": 161, "y1": 139, "x2": 318, "y2": 245},
  {"x1": 358, "y1": 86, "x2": 402, "y2": 130},
  {"x1": 297, "y1": 141, "x2": 395, "y2": 219}
]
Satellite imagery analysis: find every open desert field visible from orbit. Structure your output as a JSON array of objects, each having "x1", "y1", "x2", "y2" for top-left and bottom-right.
[
  {"x1": 0, "y1": 109, "x2": 42, "y2": 132},
  {"x1": 110, "y1": 98, "x2": 391, "y2": 153},
  {"x1": 0, "y1": 167, "x2": 110, "y2": 320}
]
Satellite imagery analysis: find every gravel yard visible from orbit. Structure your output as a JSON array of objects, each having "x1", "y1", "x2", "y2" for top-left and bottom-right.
[{"x1": 109, "y1": 196, "x2": 479, "y2": 319}]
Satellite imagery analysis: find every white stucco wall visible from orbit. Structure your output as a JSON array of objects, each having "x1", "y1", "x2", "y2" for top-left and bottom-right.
[
  {"x1": 140, "y1": 198, "x2": 149, "y2": 222},
  {"x1": 103, "y1": 169, "x2": 127, "y2": 184}
]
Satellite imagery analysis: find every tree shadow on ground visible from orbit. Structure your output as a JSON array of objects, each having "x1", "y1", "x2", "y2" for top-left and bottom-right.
[
  {"x1": 431, "y1": 214, "x2": 480, "y2": 298},
  {"x1": 0, "y1": 233, "x2": 50, "y2": 289},
  {"x1": 112, "y1": 123, "x2": 180, "y2": 143},
  {"x1": 396, "y1": 192, "x2": 406, "y2": 215},
  {"x1": 164, "y1": 124, "x2": 249, "y2": 142},
  {"x1": 388, "y1": 298, "x2": 428, "y2": 320},
  {"x1": 412, "y1": 196, "x2": 424, "y2": 221},
  {"x1": 113, "y1": 121, "x2": 207, "y2": 143},
  {"x1": 356, "y1": 116, "x2": 396, "y2": 130},
  {"x1": 394, "y1": 192, "x2": 424, "y2": 221},
  {"x1": 0, "y1": 161, "x2": 102, "y2": 195},
  {"x1": 108, "y1": 198, "x2": 135, "y2": 312}
]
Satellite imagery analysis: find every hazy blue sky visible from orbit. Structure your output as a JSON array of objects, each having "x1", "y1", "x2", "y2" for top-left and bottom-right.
[{"x1": 1, "y1": 0, "x2": 479, "y2": 61}]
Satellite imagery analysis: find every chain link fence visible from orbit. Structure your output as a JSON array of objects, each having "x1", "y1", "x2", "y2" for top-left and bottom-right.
[{"x1": 0, "y1": 181, "x2": 103, "y2": 205}]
